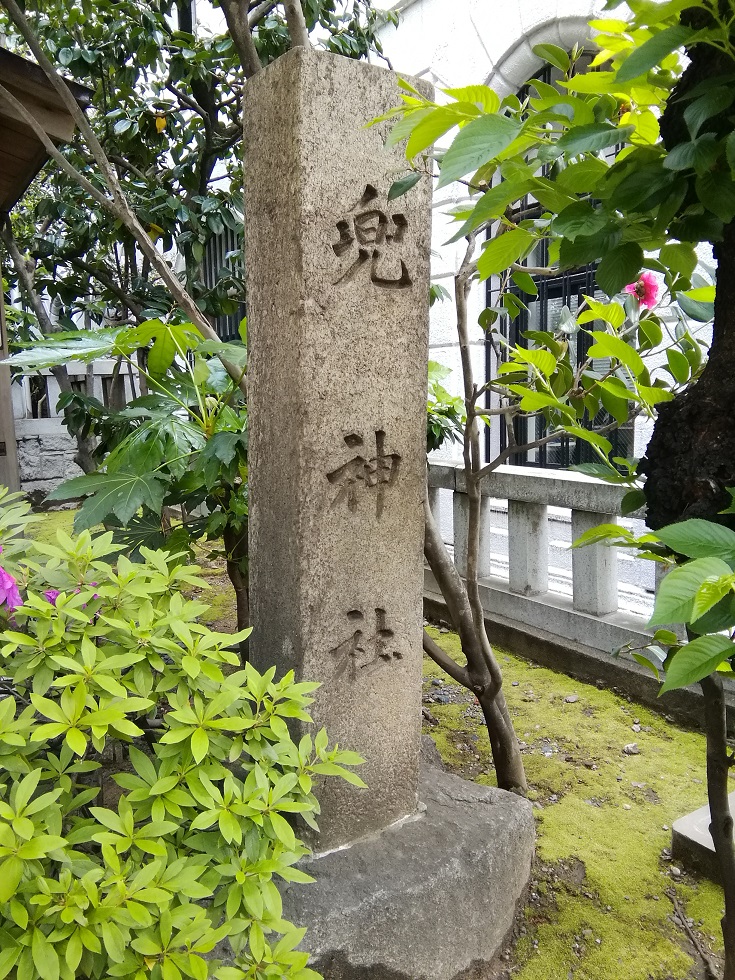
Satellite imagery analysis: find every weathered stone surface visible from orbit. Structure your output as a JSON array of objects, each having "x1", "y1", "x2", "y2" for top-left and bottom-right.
[
  {"x1": 245, "y1": 48, "x2": 432, "y2": 850},
  {"x1": 672, "y1": 791, "x2": 735, "y2": 881},
  {"x1": 280, "y1": 762, "x2": 535, "y2": 980}
]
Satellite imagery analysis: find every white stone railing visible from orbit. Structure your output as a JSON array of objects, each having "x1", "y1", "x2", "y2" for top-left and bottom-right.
[{"x1": 426, "y1": 461, "x2": 654, "y2": 658}]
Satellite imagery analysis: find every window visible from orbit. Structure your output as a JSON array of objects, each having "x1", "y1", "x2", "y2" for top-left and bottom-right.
[
  {"x1": 203, "y1": 226, "x2": 246, "y2": 343},
  {"x1": 484, "y1": 60, "x2": 634, "y2": 468}
]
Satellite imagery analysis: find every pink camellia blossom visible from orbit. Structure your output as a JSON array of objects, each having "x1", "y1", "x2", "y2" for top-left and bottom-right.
[
  {"x1": 624, "y1": 271, "x2": 660, "y2": 309},
  {"x1": 0, "y1": 564, "x2": 22, "y2": 614},
  {"x1": 44, "y1": 589, "x2": 61, "y2": 606}
]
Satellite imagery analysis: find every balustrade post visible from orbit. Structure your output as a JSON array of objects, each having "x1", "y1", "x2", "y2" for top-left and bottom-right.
[
  {"x1": 452, "y1": 489, "x2": 493, "y2": 579},
  {"x1": 570, "y1": 510, "x2": 618, "y2": 616},
  {"x1": 508, "y1": 500, "x2": 549, "y2": 596}
]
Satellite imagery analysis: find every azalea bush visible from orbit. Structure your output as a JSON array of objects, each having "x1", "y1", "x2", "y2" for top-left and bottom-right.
[{"x1": 0, "y1": 488, "x2": 363, "y2": 980}]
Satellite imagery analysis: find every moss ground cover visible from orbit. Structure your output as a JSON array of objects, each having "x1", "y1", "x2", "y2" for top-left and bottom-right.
[
  {"x1": 25, "y1": 511, "x2": 729, "y2": 978},
  {"x1": 424, "y1": 627, "x2": 728, "y2": 980}
]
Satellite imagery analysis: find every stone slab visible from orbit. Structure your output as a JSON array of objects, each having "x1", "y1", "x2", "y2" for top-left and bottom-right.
[
  {"x1": 279, "y1": 758, "x2": 535, "y2": 980},
  {"x1": 672, "y1": 791, "x2": 735, "y2": 882},
  {"x1": 245, "y1": 48, "x2": 432, "y2": 850}
]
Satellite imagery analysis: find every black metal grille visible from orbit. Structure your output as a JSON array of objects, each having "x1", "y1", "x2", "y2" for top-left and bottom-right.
[{"x1": 483, "y1": 60, "x2": 634, "y2": 468}]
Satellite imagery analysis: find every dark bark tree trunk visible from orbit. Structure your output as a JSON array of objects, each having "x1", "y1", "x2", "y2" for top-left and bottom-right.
[
  {"x1": 640, "y1": 22, "x2": 735, "y2": 971},
  {"x1": 700, "y1": 674, "x2": 735, "y2": 980},
  {"x1": 641, "y1": 219, "x2": 735, "y2": 529}
]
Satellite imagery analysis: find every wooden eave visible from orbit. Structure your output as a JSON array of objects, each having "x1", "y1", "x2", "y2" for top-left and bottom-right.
[{"x1": 0, "y1": 47, "x2": 91, "y2": 213}]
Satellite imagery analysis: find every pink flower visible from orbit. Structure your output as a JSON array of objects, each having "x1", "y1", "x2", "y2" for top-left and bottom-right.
[
  {"x1": 0, "y1": 565, "x2": 22, "y2": 614},
  {"x1": 624, "y1": 272, "x2": 659, "y2": 309},
  {"x1": 44, "y1": 589, "x2": 61, "y2": 606}
]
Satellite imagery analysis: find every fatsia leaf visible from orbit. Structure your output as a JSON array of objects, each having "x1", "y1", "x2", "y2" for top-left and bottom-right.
[{"x1": 47, "y1": 472, "x2": 166, "y2": 531}]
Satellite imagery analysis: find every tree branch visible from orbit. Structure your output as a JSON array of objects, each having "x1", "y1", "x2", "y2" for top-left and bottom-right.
[
  {"x1": 0, "y1": 219, "x2": 56, "y2": 335},
  {"x1": 423, "y1": 629, "x2": 471, "y2": 688},
  {"x1": 248, "y1": 0, "x2": 278, "y2": 27},
  {"x1": 283, "y1": 0, "x2": 310, "y2": 47},
  {"x1": 219, "y1": 0, "x2": 263, "y2": 78}
]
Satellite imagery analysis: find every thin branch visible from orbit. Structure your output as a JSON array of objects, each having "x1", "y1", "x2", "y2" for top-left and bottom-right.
[
  {"x1": 423, "y1": 629, "x2": 471, "y2": 688},
  {"x1": 510, "y1": 261, "x2": 559, "y2": 278},
  {"x1": 0, "y1": 219, "x2": 56, "y2": 335},
  {"x1": 108, "y1": 154, "x2": 149, "y2": 183},
  {"x1": 248, "y1": 0, "x2": 278, "y2": 27},
  {"x1": 68, "y1": 258, "x2": 145, "y2": 322}
]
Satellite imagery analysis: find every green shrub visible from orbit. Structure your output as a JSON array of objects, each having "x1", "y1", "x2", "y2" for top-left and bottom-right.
[{"x1": 0, "y1": 490, "x2": 363, "y2": 980}]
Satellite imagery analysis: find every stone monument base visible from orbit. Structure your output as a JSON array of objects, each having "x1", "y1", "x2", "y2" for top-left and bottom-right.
[
  {"x1": 672, "y1": 790, "x2": 735, "y2": 881},
  {"x1": 281, "y1": 754, "x2": 535, "y2": 980}
]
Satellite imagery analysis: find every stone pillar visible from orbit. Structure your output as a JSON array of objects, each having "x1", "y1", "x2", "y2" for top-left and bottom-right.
[
  {"x1": 508, "y1": 500, "x2": 548, "y2": 596},
  {"x1": 452, "y1": 491, "x2": 494, "y2": 579},
  {"x1": 570, "y1": 510, "x2": 618, "y2": 616},
  {"x1": 245, "y1": 49, "x2": 431, "y2": 851}
]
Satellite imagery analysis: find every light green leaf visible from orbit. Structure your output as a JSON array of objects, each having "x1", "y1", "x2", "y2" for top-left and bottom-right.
[
  {"x1": 616, "y1": 24, "x2": 693, "y2": 83},
  {"x1": 557, "y1": 123, "x2": 634, "y2": 157},
  {"x1": 656, "y1": 519, "x2": 735, "y2": 560},
  {"x1": 649, "y1": 557, "x2": 734, "y2": 626},
  {"x1": 660, "y1": 635, "x2": 735, "y2": 693},
  {"x1": 587, "y1": 331, "x2": 645, "y2": 378},
  {"x1": 477, "y1": 228, "x2": 534, "y2": 279},
  {"x1": 437, "y1": 113, "x2": 522, "y2": 188},
  {"x1": 532, "y1": 43, "x2": 570, "y2": 72}
]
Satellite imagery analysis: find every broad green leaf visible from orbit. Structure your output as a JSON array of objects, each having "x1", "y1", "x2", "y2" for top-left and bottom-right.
[
  {"x1": 388, "y1": 172, "x2": 422, "y2": 200},
  {"x1": 616, "y1": 24, "x2": 693, "y2": 83},
  {"x1": 666, "y1": 348, "x2": 690, "y2": 383},
  {"x1": 595, "y1": 242, "x2": 644, "y2": 297},
  {"x1": 32, "y1": 929, "x2": 59, "y2": 980},
  {"x1": 0, "y1": 857, "x2": 23, "y2": 903},
  {"x1": 405, "y1": 107, "x2": 462, "y2": 158},
  {"x1": 448, "y1": 178, "x2": 533, "y2": 242},
  {"x1": 577, "y1": 296, "x2": 626, "y2": 329},
  {"x1": 564, "y1": 425, "x2": 612, "y2": 455},
  {"x1": 437, "y1": 114, "x2": 522, "y2": 188},
  {"x1": 557, "y1": 123, "x2": 634, "y2": 157},
  {"x1": 660, "y1": 635, "x2": 735, "y2": 693},
  {"x1": 621, "y1": 489, "x2": 646, "y2": 516},
  {"x1": 477, "y1": 228, "x2": 534, "y2": 279},
  {"x1": 443, "y1": 85, "x2": 500, "y2": 113},
  {"x1": 553, "y1": 202, "x2": 608, "y2": 241},
  {"x1": 513, "y1": 347, "x2": 556, "y2": 377},
  {"x1": 47, "y1": 471, "x2": 166, "y2": 531},
  {"x1": 531, "y1": 43, "x2": 570, "y2": 72},
  {"x1": 676, "y1": 290, "x2": 714, "y2": 322},
  {"x1": 587, "y1": 331, "x2": 645, "y2": 378},
  {"x1": 511, "y1": 270, "x2": 538, "y2": 295},
  {"x1": 660, "y1": 242, "x2": 697, "y2": 278},
  {"x1": 683, "y1": 87, "x2": 734, "y2": 139},
  {"x1": 648, "y1": 557, "x2": 733, "y2": 625},
  {"x1": 656, "y1": 519, "x2": 735, "y2": 560}
]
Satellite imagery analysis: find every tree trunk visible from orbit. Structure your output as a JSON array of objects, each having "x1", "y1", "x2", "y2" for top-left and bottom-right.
[
  {"x1": 699, "y1": 674, "x2": 735, "y2": 980},
  {"x1": 641, "y1": 219, "x2": 735, "y2": 530},
  {"x1": 222, "y1": 520, "x2": 249, "y2": 663},
  {"x1": 424, "y1": 494, "x2": 528, "y2": 794}
]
